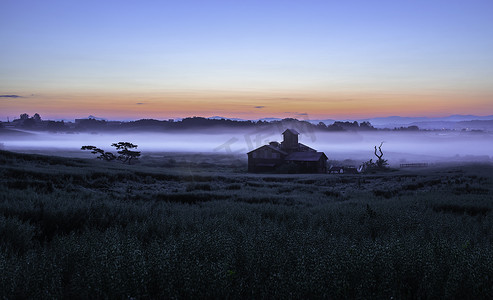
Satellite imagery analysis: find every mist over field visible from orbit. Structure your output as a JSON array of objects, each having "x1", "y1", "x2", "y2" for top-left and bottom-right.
[{"x1": 1, "y1": 128, "x2": 492, "y2": 165}]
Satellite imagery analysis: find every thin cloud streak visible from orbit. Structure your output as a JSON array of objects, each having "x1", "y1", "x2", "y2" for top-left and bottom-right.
[{"x1": 0, "y1": 95, "x2": 22, "y2": 98}]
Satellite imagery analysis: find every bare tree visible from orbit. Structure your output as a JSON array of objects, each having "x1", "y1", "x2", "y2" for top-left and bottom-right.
[
  {"x1": 374, "y1": 142, "x2": 389, "y2": 169},
  {"x1": 361, "y1": 142, "x2": 389, "y2": 173}
]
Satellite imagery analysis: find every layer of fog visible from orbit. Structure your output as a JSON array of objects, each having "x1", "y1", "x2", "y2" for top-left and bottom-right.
[{"x1": 1, "y1": 128, "x2": 492, "y2": 165}]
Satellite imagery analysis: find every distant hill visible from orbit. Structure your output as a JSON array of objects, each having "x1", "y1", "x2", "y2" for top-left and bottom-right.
[
  {"x1": 0, "y1": 128, "x2": 35, "y2": 140},
  {"x1": 251, "y1": 114, "x2": 493, "y2": 129},
  {"x1": 208, "y1": 116, "x2": 246, "y2": 122},
  {"x1": 256, "y1": 117, "x2": 283, "y2": 122},
  {"x1": 356, "y1": 115, "x2": 493, "y2": 129},
  {"x1": 67, "y1": 114, "x2": 493, "y2": 130},
  {"x1": 86, "y1": 115, "x2": 106, "y2": 121},
  {"x1": 456, "y1": 120, "x2": 493, "y2": 131},
  {"x1": 3, "y1": 114, "x2": 493, "y2": 132},
  {"x1": 0, "y1": 128, "x2": 34, "y2": 136}
]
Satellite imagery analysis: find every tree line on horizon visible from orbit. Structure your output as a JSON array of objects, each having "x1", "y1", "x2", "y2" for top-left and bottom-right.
[{"x1": 1, "y1": 113, "x2": 422, "y2": 133}]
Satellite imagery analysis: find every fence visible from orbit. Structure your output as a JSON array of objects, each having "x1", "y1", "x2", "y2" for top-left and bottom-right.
[{"x1": 400, "y1": 163, "x2": 428, "y2": 168}]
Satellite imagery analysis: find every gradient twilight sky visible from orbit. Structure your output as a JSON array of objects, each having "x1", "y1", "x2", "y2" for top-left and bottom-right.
[{"x1": 1, "y1": 0, "x2": 492, "y2": 121}]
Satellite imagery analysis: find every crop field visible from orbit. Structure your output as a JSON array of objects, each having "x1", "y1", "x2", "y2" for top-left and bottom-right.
[{"x1": 0, "y1": 149, "x2": 492, "y2": 298}]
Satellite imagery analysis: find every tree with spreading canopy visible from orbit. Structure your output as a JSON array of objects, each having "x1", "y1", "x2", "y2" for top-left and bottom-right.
[
  {"x1": 111, "y1": 142, "x2": 141, "y2": 164},
  {"x1": 81, "y1": 142, "x2": 140, "y2": 164},
  {"x1": 81, "y1": 146, "x2": 116, "y2": 161}
]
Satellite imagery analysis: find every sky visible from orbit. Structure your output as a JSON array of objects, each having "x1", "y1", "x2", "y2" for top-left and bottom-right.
[{"x1": 1, "y1": 0, "x2": 492, "y2": 121}]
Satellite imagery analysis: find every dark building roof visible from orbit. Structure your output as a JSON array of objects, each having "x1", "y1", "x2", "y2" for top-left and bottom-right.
[
  {"x1": 247, "y1": 144, "x2": 288, "y2": 155},
  {"x1": 248, "y1": 128, "x2": 328, "y2": 173},
  {"x1": 283, "y1": 129, "x2": 299, "y2": 135},
  {"x1": 298, "y1": 143, "x2": 316, "y2": 152},
  {"x1": 285, "y1": 152, "x2": 327, "y2": 162}
]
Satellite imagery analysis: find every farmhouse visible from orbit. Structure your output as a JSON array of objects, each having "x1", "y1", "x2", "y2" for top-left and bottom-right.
[{"x1": 247, "y1": 129, "x2": 328, "y2": 173}]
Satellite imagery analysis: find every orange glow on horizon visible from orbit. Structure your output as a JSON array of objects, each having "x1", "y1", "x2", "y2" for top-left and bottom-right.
[{"x1": 1, "y1": 89, "x2": 492, "y2": 121}]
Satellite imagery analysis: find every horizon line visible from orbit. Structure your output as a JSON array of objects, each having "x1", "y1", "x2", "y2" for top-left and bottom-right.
[{"x1": 2, "y1": 113, "x2": 493, "y2": 123}]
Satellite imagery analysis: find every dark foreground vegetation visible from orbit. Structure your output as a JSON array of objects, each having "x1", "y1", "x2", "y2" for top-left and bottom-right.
[{"x1": 0, "y1": 149, "x2": 492, "y2": 298}]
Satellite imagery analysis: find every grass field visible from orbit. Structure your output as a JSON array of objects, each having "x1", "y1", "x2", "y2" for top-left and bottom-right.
[{"x1": 0, "y1": 149, "x2": 492, "y2": 298}]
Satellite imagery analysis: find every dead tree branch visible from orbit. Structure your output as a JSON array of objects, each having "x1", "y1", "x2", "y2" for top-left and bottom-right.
[{"x1": 374, "y1": 142, "x2": 384, "y2": 160}]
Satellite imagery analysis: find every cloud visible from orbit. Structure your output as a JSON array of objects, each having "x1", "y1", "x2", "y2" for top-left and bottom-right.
[
  {"x1": 254, "y1": 106, "x2": 265, "y2": 109},
  {"x1": 284, "y1": 112, "x2": 309, "y2": 116},
  {"x1": 136, "y1": 102, "x2": 145, "y2": 105},
  {"x1": 0, "y1": 95, "x2": 22, "y2": 98}
]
